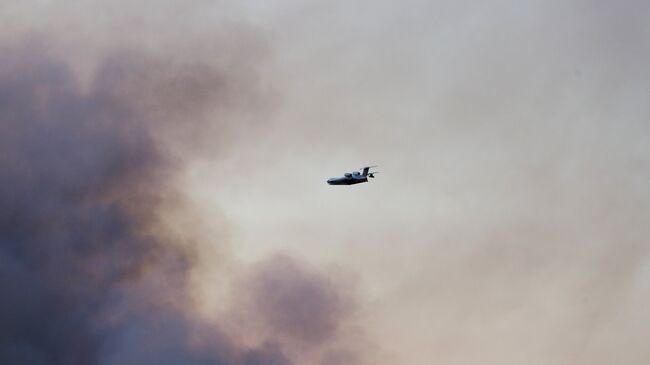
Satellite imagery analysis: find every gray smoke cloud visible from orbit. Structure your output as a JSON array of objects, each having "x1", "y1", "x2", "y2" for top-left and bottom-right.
[
  {"x1": 0, "y1": 19, "x2": 365, "y2": 365},
  {"x1": 225, "y1": 255, "x2": 365, "y2": 365},
  {"x1": 0, "y1": 39, "x2": 186, "y2": 364},
  {"x1": 7, "y1": 1, "x2": 649, "y2": 365}
]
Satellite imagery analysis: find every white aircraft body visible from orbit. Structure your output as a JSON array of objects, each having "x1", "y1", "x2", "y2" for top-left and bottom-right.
[{"x1": 327, "y1": 166, "x2": 378, "y2": 185}]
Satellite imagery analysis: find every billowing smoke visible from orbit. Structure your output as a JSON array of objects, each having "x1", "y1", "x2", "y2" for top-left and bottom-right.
[
  {"x1": 244, "y1": 255, "x2": 351, "y2": 344},
  {"x1": 0, "y1": 31, "x2": 363, "y2": 365},
  {"x1": 226, "y1": 255, "x2": 365, "y2": 365}
]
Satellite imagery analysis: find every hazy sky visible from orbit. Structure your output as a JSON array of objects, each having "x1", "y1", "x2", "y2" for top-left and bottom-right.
[
  {"x1": 3, "y1": 1, "x2": 650, "y2": 364},
  {"x1": 188, "y1": 2, "x2": 650, "y2": 364}
]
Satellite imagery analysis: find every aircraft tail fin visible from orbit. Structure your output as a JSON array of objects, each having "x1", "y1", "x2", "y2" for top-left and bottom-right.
[{"x1": 361, "y1": 165, "x2": 377, "y2": 177}]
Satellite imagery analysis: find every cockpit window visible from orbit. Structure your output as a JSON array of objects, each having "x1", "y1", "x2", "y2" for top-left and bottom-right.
[{"x1": 344, "y1": 173, "x2": 352, "y2": 177}]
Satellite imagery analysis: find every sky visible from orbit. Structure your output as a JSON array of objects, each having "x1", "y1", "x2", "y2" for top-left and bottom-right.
[{"x1": 2, "y1": 1, "x2": 650, "y2": 365}]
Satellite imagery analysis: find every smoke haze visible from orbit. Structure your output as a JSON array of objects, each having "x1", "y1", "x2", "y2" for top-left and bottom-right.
[
  {"x1": 185, "y1": 1, "x2": 650, "y2": 365},
  {"x1": 3, "y1": 1, "x2": 650, "y2": 365},
  {"x1": 0, "y1": 3, "x2": 364, "y2": 365}
]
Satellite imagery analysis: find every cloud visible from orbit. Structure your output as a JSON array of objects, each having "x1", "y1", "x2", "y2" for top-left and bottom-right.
[{"x1": 0, "y1": 26, "x2": 367, "y2": 365}]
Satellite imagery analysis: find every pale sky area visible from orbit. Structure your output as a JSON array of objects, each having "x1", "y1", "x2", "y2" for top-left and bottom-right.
[
  {"x1": 187, "y1": 2, "x2": 650, "y2": 364},
  {"x1": 3, "y1": 1, "x2": 650, "y2": 365}
]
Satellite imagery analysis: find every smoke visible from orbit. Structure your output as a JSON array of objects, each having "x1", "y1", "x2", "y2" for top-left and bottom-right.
[
  {"x1": 10, "y1": 1, "x2": 649, "y2": 365},
  {"x1": 0, "y1": 19, "x2": 364, "y2": 365},
  {"x1": 224, "y1": 255, "x2": 366, "y2": 365},
  {"x1": 0, "y1": 38, "x2": 199, "y2": 364},
  {"x1": 244, "y1": 255, "x2": 351, "y2": 344},
  {"x1": 176, "y1": 2, "x2": 650, "y2": 365}
]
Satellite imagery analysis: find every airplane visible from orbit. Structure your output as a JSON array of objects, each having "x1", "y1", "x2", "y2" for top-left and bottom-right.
[{"x1": 327, "y1": 166, "x2": 378, "y2": 185}]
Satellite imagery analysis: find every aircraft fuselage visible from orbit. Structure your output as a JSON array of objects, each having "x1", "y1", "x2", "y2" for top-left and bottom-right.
[{"x1": 326, "y1": 176, "x2": 368, "y2": 185}]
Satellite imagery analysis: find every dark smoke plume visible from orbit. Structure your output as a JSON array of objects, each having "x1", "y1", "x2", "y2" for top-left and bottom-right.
[
  {"x1": 244, "y1": 255, "x2": 352, "y2": 344},
  {"x1": 0, "y1": 38, "x2": 361, "y2": 365},
  {"x1": 0, "y1": 40, "x2": 179, "y2": 364},
  {"x1": 226, "y1": 255, "x2": 366, "y2": 365}
]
